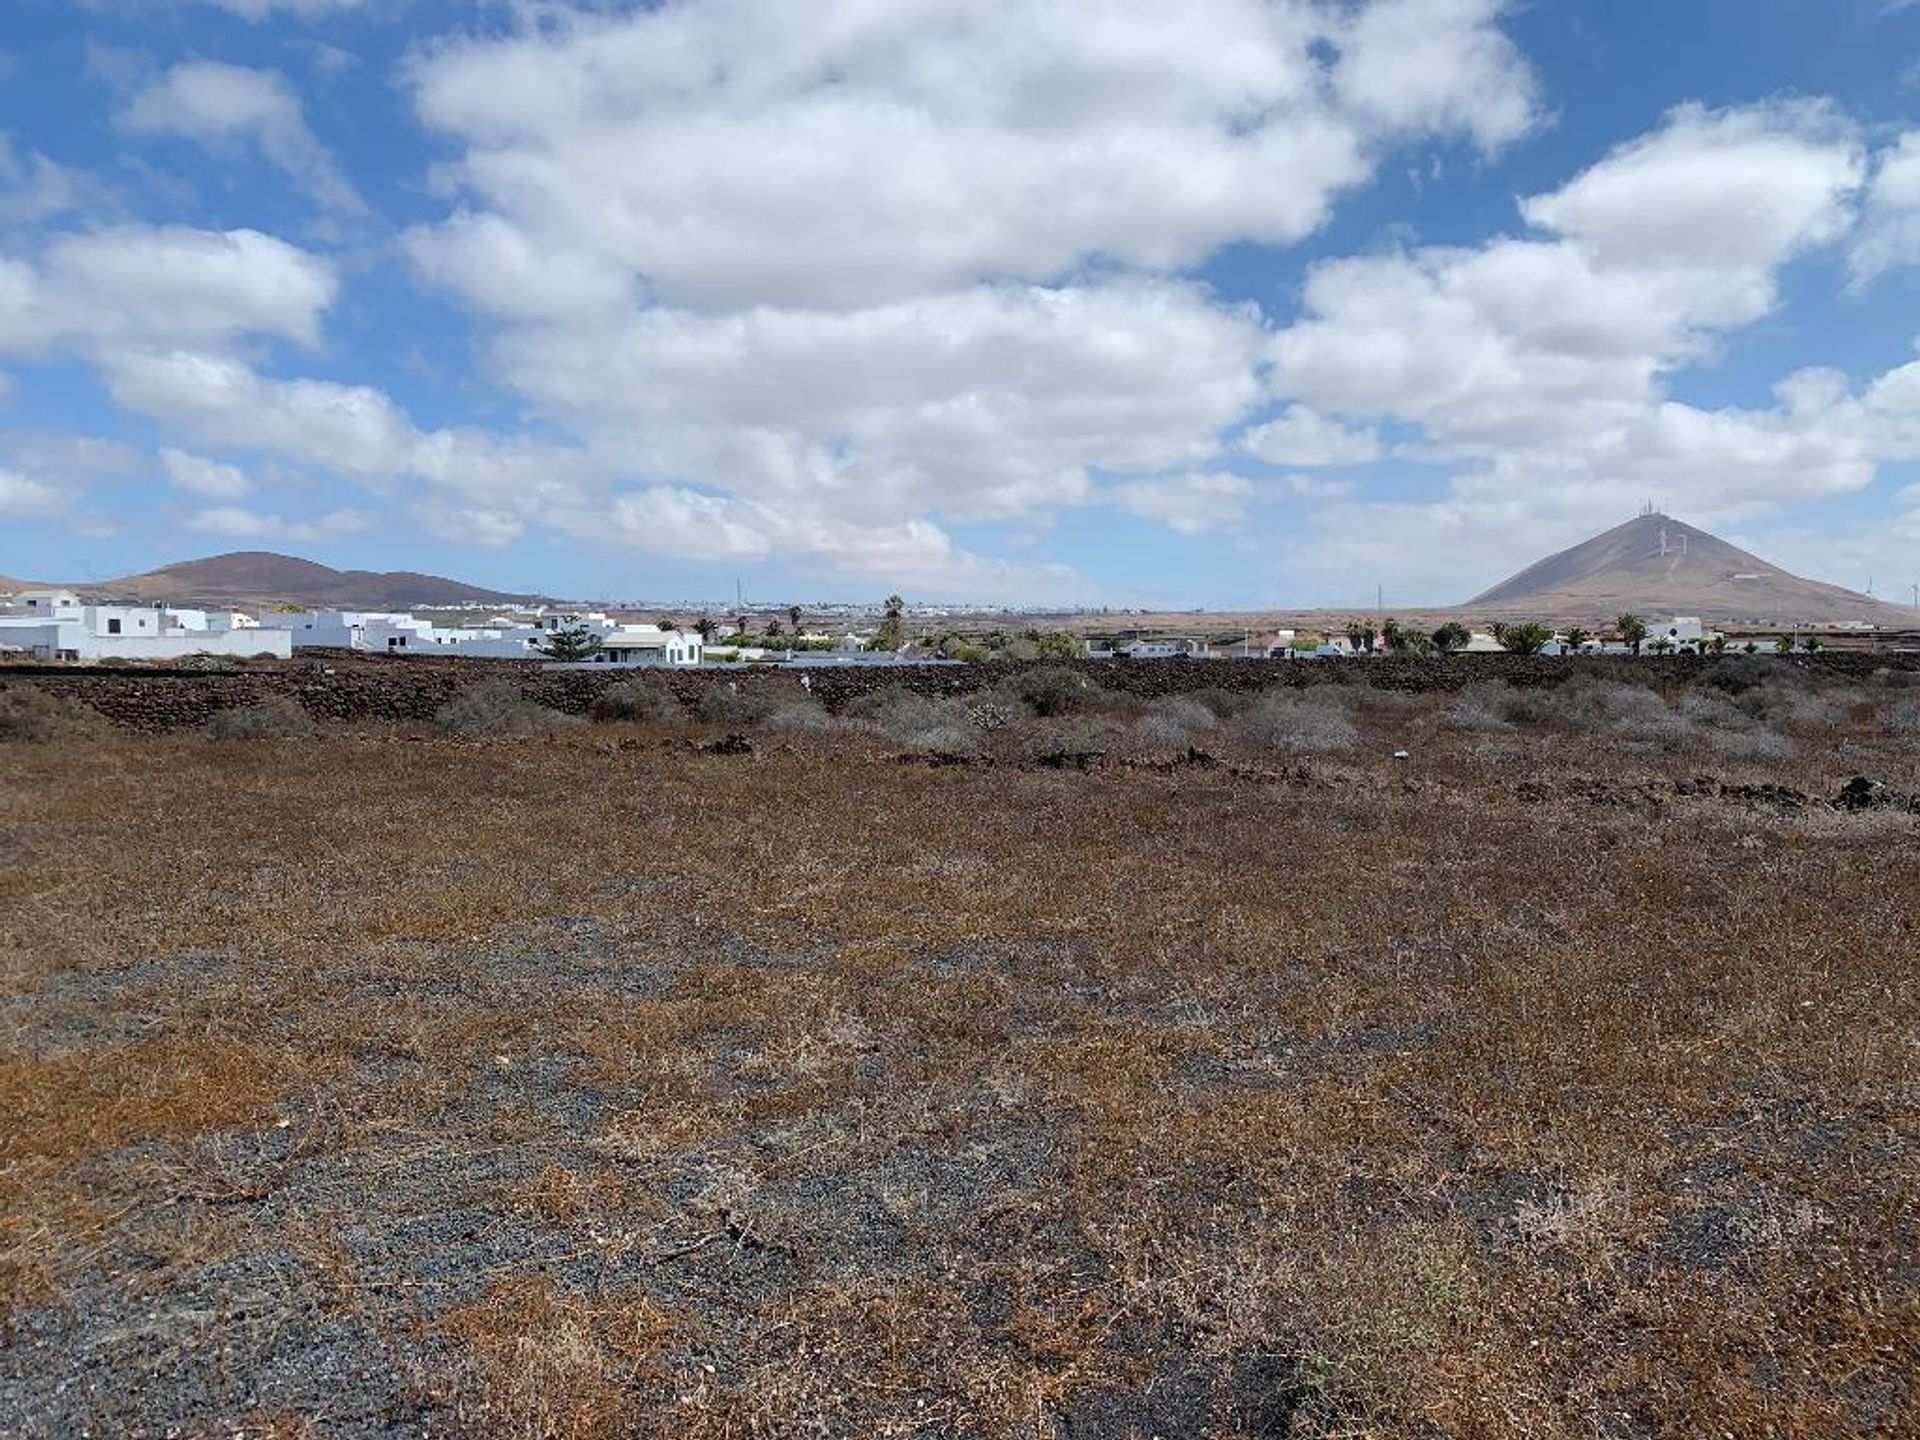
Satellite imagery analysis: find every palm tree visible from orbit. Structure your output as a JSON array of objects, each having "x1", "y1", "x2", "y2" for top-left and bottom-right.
[
  {"x1": 1564, "y1": 626, "x2": 1592, "y2": 653},
  {"x1": 1498, "y1": 622, "x2": 1555, "y2": 655},
  {"x1": 1650, "y1": 636, "x2": 1675, "y2": 656},
  {"x1": 788, "y1": 604, "x2": 803, "y2": 639},
  {"x1": 1801, "y1": 635, "x2": 1823, "y2": 654},
  {"x1": 1775, "y1": 634, "x2": 1796, "y2": 655},
  {"x1": 1616, "y1": 613, "x2": 1648, "y2": 656},
  {"x1": 694, "y1": 616, "x2": 715, "y2": 644},
  {"x1": 1431, "y1": 621, "x2": 1470, "y2": 655}
]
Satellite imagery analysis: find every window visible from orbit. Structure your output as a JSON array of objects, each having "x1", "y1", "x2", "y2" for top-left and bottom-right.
[{"x1": 107, "y1": 618, "x2": 121, "y2": 635}]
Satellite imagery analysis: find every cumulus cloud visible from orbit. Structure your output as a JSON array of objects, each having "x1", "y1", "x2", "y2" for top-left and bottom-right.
[
  {"x1": 183, "y1": 503, "x2": 372, "y2": 542},
  {"x1": 0, "y1": 226, "x2": 336, "y2": 358},
  {"x1": 407, "y1": 0, "x2": 1536, "y2": 315},
  {"x1": 1850, "y1": 131, "x2": 1920, "y2": 284},
  {"x1": 1112, "y1": 471, "x2": 1259, "y2": 534},
  {"x1": 1268, "y1": 104, "x2": 1873, "y2": 518},
  {"x1": 0, "y1": 469, "x2": 65, "y2": 519},
  {"x1": 1242, "y1": 406, "x2": 1384, "y2": 466},
  {"x1": 160, "y1": 446, "x2": 252, "y2": 500},
  {"x1": 120, "y1": 61, "x2": 363, "y2": 212}
]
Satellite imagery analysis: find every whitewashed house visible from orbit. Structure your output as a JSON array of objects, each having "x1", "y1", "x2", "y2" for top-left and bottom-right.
[
  {"x1": 1117, "y1": 637, "x2": 1211, "y2": 659},
  {"x1": 0, "y1": 595, "x2": 293, "y2": 661},
  {"x1": 588, "y1": 625, "x2": 705, "y2": 666}
]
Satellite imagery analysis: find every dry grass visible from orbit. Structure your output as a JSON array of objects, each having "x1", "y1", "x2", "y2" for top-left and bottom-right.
[{"x1": 2, "y1": 676, "x2": 1916, "y2": 1436}]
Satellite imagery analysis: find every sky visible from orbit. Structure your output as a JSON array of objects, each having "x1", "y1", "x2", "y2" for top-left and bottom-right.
[{"x1": 1, "y1": 0, "x2": 1918, "y2": 609}]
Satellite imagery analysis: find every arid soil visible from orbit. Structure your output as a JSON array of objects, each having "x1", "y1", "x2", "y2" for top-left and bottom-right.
[{"x1": 3, "y1": 666, "x2": 1917, "y2": 1437}]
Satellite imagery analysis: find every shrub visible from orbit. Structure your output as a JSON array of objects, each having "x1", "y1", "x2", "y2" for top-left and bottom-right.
[
  {"x1": 1869, "y1": 668, "x2": 1920, "y2": 690},
  {"x1": 1701, "y1": 655, "x2": 1792, "y2": 696},
  {"x1": 1012, "y1": 715, "x2": 1112, "y2": 765},
  {"x1": 1229, "y1": 690, "x2": 1358, "y2": 753},
  {"x1": 1000, "y1": 665, "x2": 1111, "y2": 718},
  {"x1": 590, "y1": 676, "x2": 683, "y2": 725},
  {"x1": 694, "y1": 683, "x2": 785, "y2": 727},
  {"x1": 0, "y1": 686, "x2": 111, "y2": 742},
  {"x1": 207, "y1": 695, "x2": 315, "y2": 740},
  {"x1": 758, "y1": 701, "x2": 836, "y2": 735},
  {"x1": 1130, "y1": 695, "x2": 1220, "y2": 749},
  {"x1": 436, "y1": 681, "x2": 582, "y2": 737},
  {"x1": 853, "y1": 693, "x2": 980, "y2": 754},
  {"x1": 1884, "y1": 698, "x2": 1920, "y2": 733}
]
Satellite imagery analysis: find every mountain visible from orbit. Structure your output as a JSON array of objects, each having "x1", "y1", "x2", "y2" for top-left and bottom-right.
[
  {"x1": 49, "y1": 552, "x2": 542, "y2": 610},
  {"x1": 1467, "y1": 513, "x2": 1911, "y2": 625}
]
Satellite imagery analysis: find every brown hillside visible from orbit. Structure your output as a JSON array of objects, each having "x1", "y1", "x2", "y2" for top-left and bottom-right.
[
  {"x1": 69, "y1": 552, "x2": 539, "y2": 609},
  {"x1": 1466, "y1": 512, "x2": 1911, "y2": 625}
]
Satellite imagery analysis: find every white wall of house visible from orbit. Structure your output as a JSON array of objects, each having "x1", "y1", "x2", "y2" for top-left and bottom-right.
[
  {"x1": 590, "y1": 625, "x2": 706, "y2": 665},
  {"x1": 0, "y1": 608, "x2": 293, "y2": 661}
]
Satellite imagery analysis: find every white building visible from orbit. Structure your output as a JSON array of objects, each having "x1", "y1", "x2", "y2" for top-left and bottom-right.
[
  {"x1": 1115, "y1": 637, "x2": 1211, "y2": 659},
  {"x1": 0, "y1": 595, "x2": 292, "y2": 661},
  {"x1": 587, "y1": 625, "x2": 705, "y2": 666},
  {"x1": 280, "y1": 609, "x2": 551, "y2": 658}
]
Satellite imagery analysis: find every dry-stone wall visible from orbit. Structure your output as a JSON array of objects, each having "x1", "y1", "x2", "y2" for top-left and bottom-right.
[{"x1": 3, "y1": 651, "x2": 1914, "y2": 734}]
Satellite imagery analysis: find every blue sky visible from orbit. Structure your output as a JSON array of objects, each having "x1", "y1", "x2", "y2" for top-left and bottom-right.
[{"x1": 2, "y1": 0, "x2": 1918, "y2": 608}]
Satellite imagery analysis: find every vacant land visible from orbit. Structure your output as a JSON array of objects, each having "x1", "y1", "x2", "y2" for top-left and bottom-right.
[{"x1": 3, "y1": 666, "x2": 1917, "y2": 1437}]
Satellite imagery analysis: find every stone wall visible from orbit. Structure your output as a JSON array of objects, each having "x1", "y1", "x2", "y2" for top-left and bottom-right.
[{"x1": 3, "y1": 651, "x2": 1915, "y2": 734}]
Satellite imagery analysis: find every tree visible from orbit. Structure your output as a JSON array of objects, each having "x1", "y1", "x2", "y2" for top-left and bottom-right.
[
  {"x1": 540, "y1": 625, "x2": 603, "y2": 661},
  {"x1": 766, "y1": 619, "x2": 783, "y2": 639},
  {"x1": 1564, "y1": 626, "x2": 1592, "y2": 652},
  {"x1": 1616, "y1": 613, "x2": 1648, "y2": 656},
  {"x1": 788, "y1": 604, "x2": 803, "y2": 637},
  {"x1": 1775, "y1": 633, "x2": 1797, "y2": 655},
  {"x1": 1742, "y1": 641, "x2": 1759, "y2": 655},
  {"x1": 1650, "y1": 636, "x2": 1675, "y2": 656},
  {"x1": 1035, "y1": 631, "x2": 1081, "y2": 661},
  {"x1": 1498, "y1": 621, "x2": 1555, "y2": 655},
  {"x1": 1431, "y1": 621, "x2": 1471, "y2": 656},
  {"x1": 873, "y1": 595, "x2": 906, "y2": 651},
  {"x1": 694, "y1": 616, "x2": 716, "y2": 643},
  {"x1": 1800, "y1": 635, "x2": 1823, "y2": 654},
  {"x1": 1707, "y1": 635, "x2": 1728, "y2": 655},
  {"x1": 1344, "y1": 620, "x2": 1370, "y2": 654}
]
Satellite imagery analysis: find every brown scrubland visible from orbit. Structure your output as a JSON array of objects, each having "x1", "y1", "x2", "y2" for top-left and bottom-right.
[{"x1": 2, "y1": 660, "x2": 1917, "y2": 1438}]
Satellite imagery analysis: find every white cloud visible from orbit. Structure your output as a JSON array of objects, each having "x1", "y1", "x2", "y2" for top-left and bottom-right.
[
  {"x1": 1269, "y1": 104, "x2": 1872, "y2": 511},
  {"x1": 1520, "y1": 101, "x2": 1861, "y2": 270},
  {"x1": 1245, "y1": 101, "x2": 1907, "y2": 594},
  {"x1": 0, "y1": 469, "x2": 64, "y2": 519},
  {"x1": 1112, "y1": 470, "x2": 1258, "y2": 535},
  {"x1": 183, "y1": 504, "x2": 372, "y2": 542},
  {"x1": 120, "y1": 61, "x2": 363, "y2": 212},
  {"x1": 159, "y1": 446, "x2": 252, "y2": 500},
  {"x1": 0, "y1": 136, "x2": 100, "y2": 222},
  {"x1": 1330, "y1": 0, "x2": 1539, "y2": 151},
  {"x1": 0, "y1": 226, "x2": 336, "y2": 358},
  {"x1": 407, "y1": 0, "x2": 1537, "y2": 313},
  {"x1": 1242, "y1": 405, "x2": 1383, "y2": 466},
  {"x1": 1850, "y1": 131, "x2": 1920, "y2": 284}
]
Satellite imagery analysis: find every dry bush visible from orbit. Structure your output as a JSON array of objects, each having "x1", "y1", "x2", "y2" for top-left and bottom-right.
[
  {"x1": 758, "y1": 699, "x2": 836, "y2": 735},
  {"x1": 1881, "y1": 697, "x2": 1920, "y2": 733},
  {"x1": 0, "y1": 685, "x2": 111, "y2": 741},
  {"x1": 1010, "y1": 714, "x2": 1115, "y2": 762},
  {"x1": 589, "y1": 675, "x2": 683, "y2": 725},
  {"x1": 1674, "y1": 691, "x2": 1799, "y2": 760},
  {"x1": 848, "y1": 691, "x2": 981, "y2": 753},
  {"x1": 1128, "y1": 694, "x2": 1221, "y2": 749},
  {"x1": 1868, "y1": 666, "x2": 1920, "y2": 690},
  {"x1": 1229, "y1": 689, "x2": 1359, "y2": 753},
  {"x1": 207, "y1": 694, "x2": 315, "y2": 740},
  {"x1": 436, "y1": 679, "x2": 582, "y2": 737},
  {"x1": 995, "y1": 664, "x2": 1114, "y2": 718},
  {"x1": 693, "y1": 681, "x2": 784, "y2": 727}
]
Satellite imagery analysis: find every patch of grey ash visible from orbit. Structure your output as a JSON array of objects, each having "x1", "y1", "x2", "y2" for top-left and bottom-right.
[
  {"x1": 1, "y1": 953, "x2": 231, "y2": 1056},
  {"x1": 0, "y1": 1245, "x2": 449, "y2": 1439}
]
